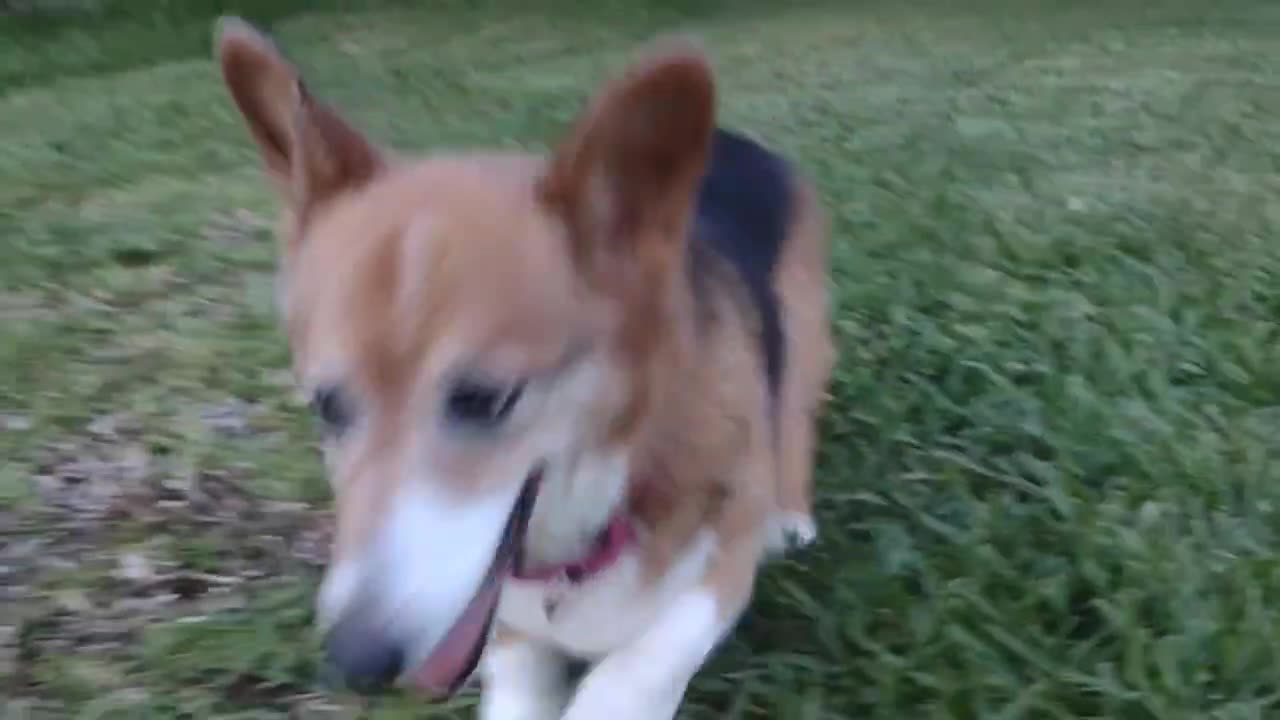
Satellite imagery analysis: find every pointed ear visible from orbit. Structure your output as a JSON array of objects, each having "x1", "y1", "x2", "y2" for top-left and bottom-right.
[
  {"x1": 539, "y1": 37, "x2": 716, "y2": 273},
  {"x1": 215, "y1": 17, "x2": 383, "y2": 219}
]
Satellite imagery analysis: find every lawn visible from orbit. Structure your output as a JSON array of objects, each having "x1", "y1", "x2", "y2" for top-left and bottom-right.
[{"x1": 3, "y1": 0, "x2": 1280, "y2": 717}]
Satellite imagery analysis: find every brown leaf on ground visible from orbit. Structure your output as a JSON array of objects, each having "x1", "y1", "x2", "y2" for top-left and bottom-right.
[
  {"x1": 288, "y1": 693, "x2": 366, "y2": 719},
  {"x1": 225, "y1": 671, "x2": 309, "y2": 710},
  {"x1": 203, "y1": 209, "x2": 269, "y2": 247},
  {"x1": 199, "y1": 399, "x2": 258, "y2": 438}
]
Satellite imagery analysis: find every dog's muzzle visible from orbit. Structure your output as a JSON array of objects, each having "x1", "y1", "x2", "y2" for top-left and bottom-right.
[{"x1": 322, "y1": 471, "x2": 541, "y2": 696}]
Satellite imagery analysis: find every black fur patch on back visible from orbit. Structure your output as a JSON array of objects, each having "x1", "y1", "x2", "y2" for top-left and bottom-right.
[{"x1": 688, "y1": 128, "x2": 794, "y2": 402}]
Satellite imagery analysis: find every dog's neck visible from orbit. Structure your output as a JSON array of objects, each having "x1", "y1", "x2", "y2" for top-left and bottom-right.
[
  {"x1": 520, "y1": 253, "x2": 711, "y2": 571},
  {"x1": 523, "y1": 449, "x2": 631, "y2": 568}
]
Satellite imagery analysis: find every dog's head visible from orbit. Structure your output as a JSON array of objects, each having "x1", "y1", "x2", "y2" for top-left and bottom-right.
[{"x1": 215, "y1": 17, "x2": 716, "y2": 696}]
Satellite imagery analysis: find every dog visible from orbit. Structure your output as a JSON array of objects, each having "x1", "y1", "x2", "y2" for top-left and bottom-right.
[{"x1": 215, "y1": 16, "x2": 833, "y2": 719}]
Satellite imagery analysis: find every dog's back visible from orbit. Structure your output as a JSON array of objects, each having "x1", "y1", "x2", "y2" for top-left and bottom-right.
[{"x1": 689, "y1": 128, "x2": 832, "y2": 549}]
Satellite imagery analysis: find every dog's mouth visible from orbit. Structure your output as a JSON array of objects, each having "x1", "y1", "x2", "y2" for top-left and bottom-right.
[{"x1": 403, "y1": 468, "x2": 541, "y2": 697}]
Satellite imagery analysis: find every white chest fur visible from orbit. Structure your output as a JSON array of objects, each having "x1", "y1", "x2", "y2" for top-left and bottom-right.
[{"x1": 498, "y1": 530, "x2": 717, "y2": 658}]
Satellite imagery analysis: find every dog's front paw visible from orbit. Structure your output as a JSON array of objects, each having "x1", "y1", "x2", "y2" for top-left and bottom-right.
[
  {"x1": 481, "y1": 689, "x2": 564, "y2": 720},
  {"x1": 561, "y1": 691, "x2": 679, "y2": 720},
  {"x1": 479, "y1": 642, "x2": 568, "y2": 720},
  {"x1": 560, "y1": 667, "x2": 683, "y2": 720},
  {"x1": 766, "y1": 511, "x2": 818, "y2": 554}
]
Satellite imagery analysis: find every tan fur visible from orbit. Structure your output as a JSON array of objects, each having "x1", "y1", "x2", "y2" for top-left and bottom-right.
[
  {"x1": 216, "y1": 16, "x2": 832, "y2": 717},
  {"x1": 772, "y1": 179, "x2": 835, "y2": 525}
]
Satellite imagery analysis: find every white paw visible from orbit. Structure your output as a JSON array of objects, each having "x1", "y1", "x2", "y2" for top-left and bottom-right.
[
  {"x1": 479, "y1": 643, "x2": 567, "y2": 720},
  {"x1": 766, "y1": 512, "x2": 817, "y2": 554},
  {"x1": 561, "y1": 673, "x2": 682, "y2": 720},
  {"x1": 562, "y1": 589, "x2": 714, "y2": 720},
  {"x1": 479, "y1": 688, "x2": 564, "y2": 720}
]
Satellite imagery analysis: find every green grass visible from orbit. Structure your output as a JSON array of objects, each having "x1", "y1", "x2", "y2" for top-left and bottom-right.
[{"x1": 4, "y1": 0, "x2": 1280, "y2": 717}]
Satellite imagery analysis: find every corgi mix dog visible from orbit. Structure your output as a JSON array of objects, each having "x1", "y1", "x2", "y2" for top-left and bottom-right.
[{"x1": 216, "y1": 16, "x2": 833, "y2": 719}]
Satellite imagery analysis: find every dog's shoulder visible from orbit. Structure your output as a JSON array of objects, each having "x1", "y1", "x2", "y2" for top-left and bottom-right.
[{"x1": 688, "y1": 127, "x2": 794, "y2": 398}]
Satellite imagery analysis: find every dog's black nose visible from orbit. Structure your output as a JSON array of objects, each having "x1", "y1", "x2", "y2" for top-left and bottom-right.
[{"x1": 324, "y1": 615, "x2": 405, "y2": 692}]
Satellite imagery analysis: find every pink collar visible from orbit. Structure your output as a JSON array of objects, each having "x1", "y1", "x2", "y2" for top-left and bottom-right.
[{"x1": 511, "y1": 513, "x2": 636, "y2": 584}]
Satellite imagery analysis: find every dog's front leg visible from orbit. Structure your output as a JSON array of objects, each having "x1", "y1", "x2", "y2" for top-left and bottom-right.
[
  {"x1": 558, "y1": 587, "x2": 735, "y2": 720},
  {"x1": 561, "y1": 520, "x2": 765, "y2": 720},
  {"x1": 480, "y1": 627, "x2": 569, "y2": 720}
]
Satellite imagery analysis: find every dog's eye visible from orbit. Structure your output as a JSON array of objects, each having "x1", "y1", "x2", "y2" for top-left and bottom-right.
[
  {"x1": 445, "y1": 379, "x2": 524, "y2": 429},
  {"x1": 311, "y1": 385, "x2": 353, "y2": 434}
]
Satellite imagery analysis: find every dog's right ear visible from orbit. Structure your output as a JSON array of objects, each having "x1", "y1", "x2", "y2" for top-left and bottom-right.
[{"x1": 215, "y1": 17, "x2": 383, "y2": 223}]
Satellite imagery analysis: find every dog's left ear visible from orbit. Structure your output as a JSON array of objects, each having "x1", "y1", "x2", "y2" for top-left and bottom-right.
[
  {"x1": 215, "y1": 17, "x2": 383, "y2": 230},
  {"x1": 539, "y1": 38, "x2": 716, "y2": 275}
]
